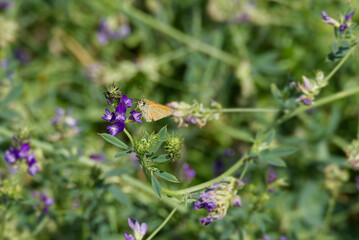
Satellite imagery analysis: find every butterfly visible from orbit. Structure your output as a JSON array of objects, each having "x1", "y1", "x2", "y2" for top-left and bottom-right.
[{"x1": 138, "y1": 99, "x2": 175, "y2": 122}]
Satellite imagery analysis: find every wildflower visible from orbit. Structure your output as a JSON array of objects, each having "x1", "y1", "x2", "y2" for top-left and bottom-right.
[
  {"x1": 0, "y1": 1, "x2": 12, "y2": 10},
  {"x1": 263, "y1": 235, "x2": 271, "y2": 240},
  {"x1": 97, "y1": 17, "x2": 131, "y2": 45},
  {"x1": 102, "y1": 109, "x2": 114, "y2": 122},
  {"x1": 280, "y1": 237, "x2": 288, "y2": 240},
  {"x1": 129, "y1": 109, "x2": 142, "y2": 123},
  {"x1": 106, "y1": 122, "x2": 125, "y2": 136},
  {"x1": 321, "y1": 11, "x2": 340, "y2": 26},
  {"x1": 89, "y1": 152, "x2": 104, "y2": 162},
  {"x1": 345, "y1": 139, "x2": 359, "y2": 169},
  {"x1": 268, "y1": 172, "x2": 276, "y2": 184},
  {"x1": 124, "y1": 218, "x2": 147, "y2": 240},
  {"x1": 4, "y1": 136, "x2": 39, "y2": 176},
  {"x1": 292, "y1": 72, "x2": 327, "y2": 106},
  {"x1": 167, "y1": 100, "x2": 221, "y2": 128},
  {"x1": 193, "y1": 177, "x2": 243, "y2": 226},
  {"x1": 32, "y1": 192, "x2": 54, "y2": 215},
  {"x1": 182, "y1": 163, "x2": 196, "y2": 181},
  {"x1": 50, "y1": 108, "x2": 79, "y2": 133}
]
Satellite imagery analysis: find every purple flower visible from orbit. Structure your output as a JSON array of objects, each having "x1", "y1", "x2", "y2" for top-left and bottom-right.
[
  {"x1": 97, "y1": 19, "x2": 131, "y2": 45},
  {"x1": 90, "y1": 152, "x2": 104, "y2": 162},
  {"x1": 28, "y1": 164, "x2": 39, "y2": 176},
  {"x1": 1, "y1": 59, "x2": 8, "y2": 68},
  {"x1": 124, "y1": 232, "x2": 136, "y2": 240},
  {"x1": 204, "y1": 202, "x2": 217, "y2": 212},
  {"x1": 4, "y1": 148, "x2": 18, "y2": 164},
  {"x1": 182, "y1": 163, "x2": 195, "y2": 181},
  {"x1": 41, "y1": 195, "x2": 54, "y2": 207},
  {"x1": 114, "y1": 103, "x2": 126, "y2": 122},
  {"x1": 185, "y1": 116, "x2": 196, "y2": 124},
  {"x1": 0, "y1": 1, "x2": 12, "y2": 10},
  {"x1": 279, "y1": 236, "x2": 288, "y2": 240},
  {"x1": 18, "y1": 143, "x2": 30, "y2": 159},
  {"x1": 231, "y1": 195, "x2": 241, "y2": 207},
  {"x1": 296, "y1": 97, "x2": 312, "y2": 106},
  {"x1": 50, "y1": 108, "x2": 79, "y2": 132},
  {"x1": 339, "y1": 24, "x2": 348, "y2": 32},
  {"x1": 129, "y1": 109, "x2": 142, "y2": 123},
  {"x1": 50, "y1": 108, "x2": 65, "y2": 125},
  {"x1": 200, "y1": 215, "x2": 216, "y2": 226},
  {"x1": 345, "y1": 9, "x2": 356, "y2": 23},
  {"x1": 127, "y1": 218, "x2": 147, "y2": 240},
  {"x1": 122, "y1": 95, "x2": 133, "y2": 108},
  {"x1": 263, "y1": 235, "x2": 271, "y2": 240},
  {"x1": 321, "y1": 11, "x2": 339, "y2": 26},
  {"x1": 14, "y1": 48, "x2": 31, "y2": 64},
  {"x1": 26, "y1": 152, "x2": 37, "y2": 166},
  {"x1": 106, "y1": 122, "x2": 125, "y2": 135},
  {"x1": 268, "y1": 172, "x2": 276, "y2": 184},
  {"x1": 102, "y1": 109, "x2": 114, "y2": 122},
  {"x1": 194, "y1": 201, "x2": 204, "y2": 210}
]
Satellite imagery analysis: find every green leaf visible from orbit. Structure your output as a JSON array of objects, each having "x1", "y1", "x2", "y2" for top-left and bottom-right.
[
  {"x1": 158, "y1": 125, "x2": 167, "y2": 141},
  {"x1": 154, "y1": 170, "x2": 179, "y2": 183},
  {"x1": 99, "y1": 133, "x2": 129, "y2": 149},
  {"x1": 260, "y1": 153, "x2": 286, "y2": 167},
  {"x1": 149, "y1": 141, "x2": 163, "y2": 155},
  {"x1": 104, "y1": 168, "x2": 130, "y2": 178},
  {"x1": 270, "y1": 146, "x2": 296, "y2": 157},
  {"x1": 21, "y1": 199, "x2": 42, "y2": 205},
  {"x1": 151, "y1": 175, "x2": 162, "y2": 197},
  {"x1": 262, "y1": 130, "x2": 275, "y2": 145},
  {"x1": 0, "y1": 84, "x2": 24, "y2": 109},
  {"x1": 114, "y1": 150, "x2": 132, "y2": 158},
  {"x1": 152, "y1": 154, "x2": 169, "y2": 163},
  {"x1": 107, "y1": 185, "x2": 130, "y2": 205}
]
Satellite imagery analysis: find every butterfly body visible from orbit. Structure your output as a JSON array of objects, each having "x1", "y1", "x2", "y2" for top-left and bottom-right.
[{"x1": 138, "y1": 99, "x2": 175, "y2": 122}]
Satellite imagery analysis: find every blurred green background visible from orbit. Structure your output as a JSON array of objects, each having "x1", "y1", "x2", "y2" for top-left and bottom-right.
[{"x1": 1, "y1": 0, "x2": 359, "y2": 239}]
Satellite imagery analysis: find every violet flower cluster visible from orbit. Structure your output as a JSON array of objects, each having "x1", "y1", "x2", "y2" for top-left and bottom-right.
[
  {"x1": 102, "y1": 84, "x2": 142, "y2": 136},
  {"x1": 322, "y1": 9, "x2": 356, "y2": 32},
  {"x1": 4, "y1": 136, "x2": 39, "y2": 176},
  {"x1": 291, "y1": 71, "x2": 327, "y2": 106},
  {"x1": 182, "y1": 163, "x2": 196, "y2": 181},
  {"x1": 124, "y1": 218, "x2": 147, "y2": 240},
  {"x1": 31, "y1": 192, "x2": 54, "y2": 215},
  {"x1": 193, "y1": 177, "x2": 244, "y2": 226},
  {"x1": 97, "y1": 17, "x2": 131, "y2": 45}
]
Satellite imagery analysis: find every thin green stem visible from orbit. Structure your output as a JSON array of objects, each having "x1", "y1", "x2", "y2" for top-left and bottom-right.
[
  {"x1": 322, "y1": 191, "x2": 338, "y2": 234},
  {"x1": 162, "y1": 155, "x2": 248, "y2": 196},
  {"x1": 275, "y1": 86, "x2": 359, "y2": 126},
  {"x1": 239, "y1": 160, "x2": 249, "y2": 181},
  {"x1": 214, "y1": 108, "x2": 279, "y2": 113},
  {"x1": 156, "y1": 47, "x2": 189, "y2": 65},
  {"x1": 123, "y1": 128, "x2": 134, "y2": 147},
  {"x1": 146, "y1": 206, "x2": 178, "y2": 240},
  {"x1": 117, "y1": 3, "x2": 241, "y2": 67},
  {"x1": 323, "y1": 45, "x2": 357, "y2": 84}
]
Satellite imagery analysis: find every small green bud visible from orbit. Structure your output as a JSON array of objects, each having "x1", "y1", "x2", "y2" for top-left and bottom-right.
[{"x1": 165, "y1": 133, "x2": 184, "y2": 161}]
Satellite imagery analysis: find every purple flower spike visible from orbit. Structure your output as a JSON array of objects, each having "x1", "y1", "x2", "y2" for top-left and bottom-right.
[
  {"x1": 102, "y1": 109, "x2": 114, "y2": 122},
  {"x1": 204, "y1": 202, "x2": 217, "y2": 212},
  {"x1": 345, "y1": 9, "x2": 356, "y2": 23},
  {"x1": 114, "y1": 104, "x2": 126, "y2": 122},
  {"x1": 28, "y1": 164, "x2": 39, "y2": 176},
  {"x1": 5, "y1": 148, "x2": 18, "y2": 164},
  {"x1": 122, "y1": 95, "x2": 133, "y2": 108},
  {"x1": 106, "y1": 122, "x2": 125, "y2": 136},
  {"x1": 26, "y1": 152, "x2": 37, "y2": 166},
  {"x1": 193, "y1": 201, "x2": 204, "y2": 210},
  {"x1": 18, "y1": 143, "x2": 30, "y2": 159},
  {"x1": 129, "y1": 109, "x2": 142, "y2": 123},
  {"x1": 42, "y1": 196, "x2": 54, "y2": 207}
]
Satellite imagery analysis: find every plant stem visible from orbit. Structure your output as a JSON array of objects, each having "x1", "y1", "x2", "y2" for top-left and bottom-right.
[
  {"x1": 31, "y1": 216, "x2": 49, "y2": 237},
  {"x1": 146, "y1": 206, "x2": 178, "y2": 240},
  {"x1": 322, "y1": 191, "x2": 338, "y2": 234},
  {"x1": 275, "y1": 86, "x2": 359, "y2": 126},
  {"x1": 118, "y1": 3, "x2": 241, "y2": 67},
  {"x1": 213, "y1": 108, "x2": 279, "y2": 113},
  {"x1": 239, "y1": 160, "x2": 249, "y2": 181},
  {"x1": 123, "y1": 128, "x2": 134, "y2": 147},
  {"x1": 162, "y1": 155, "x2": 248, "y2": 196}
]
